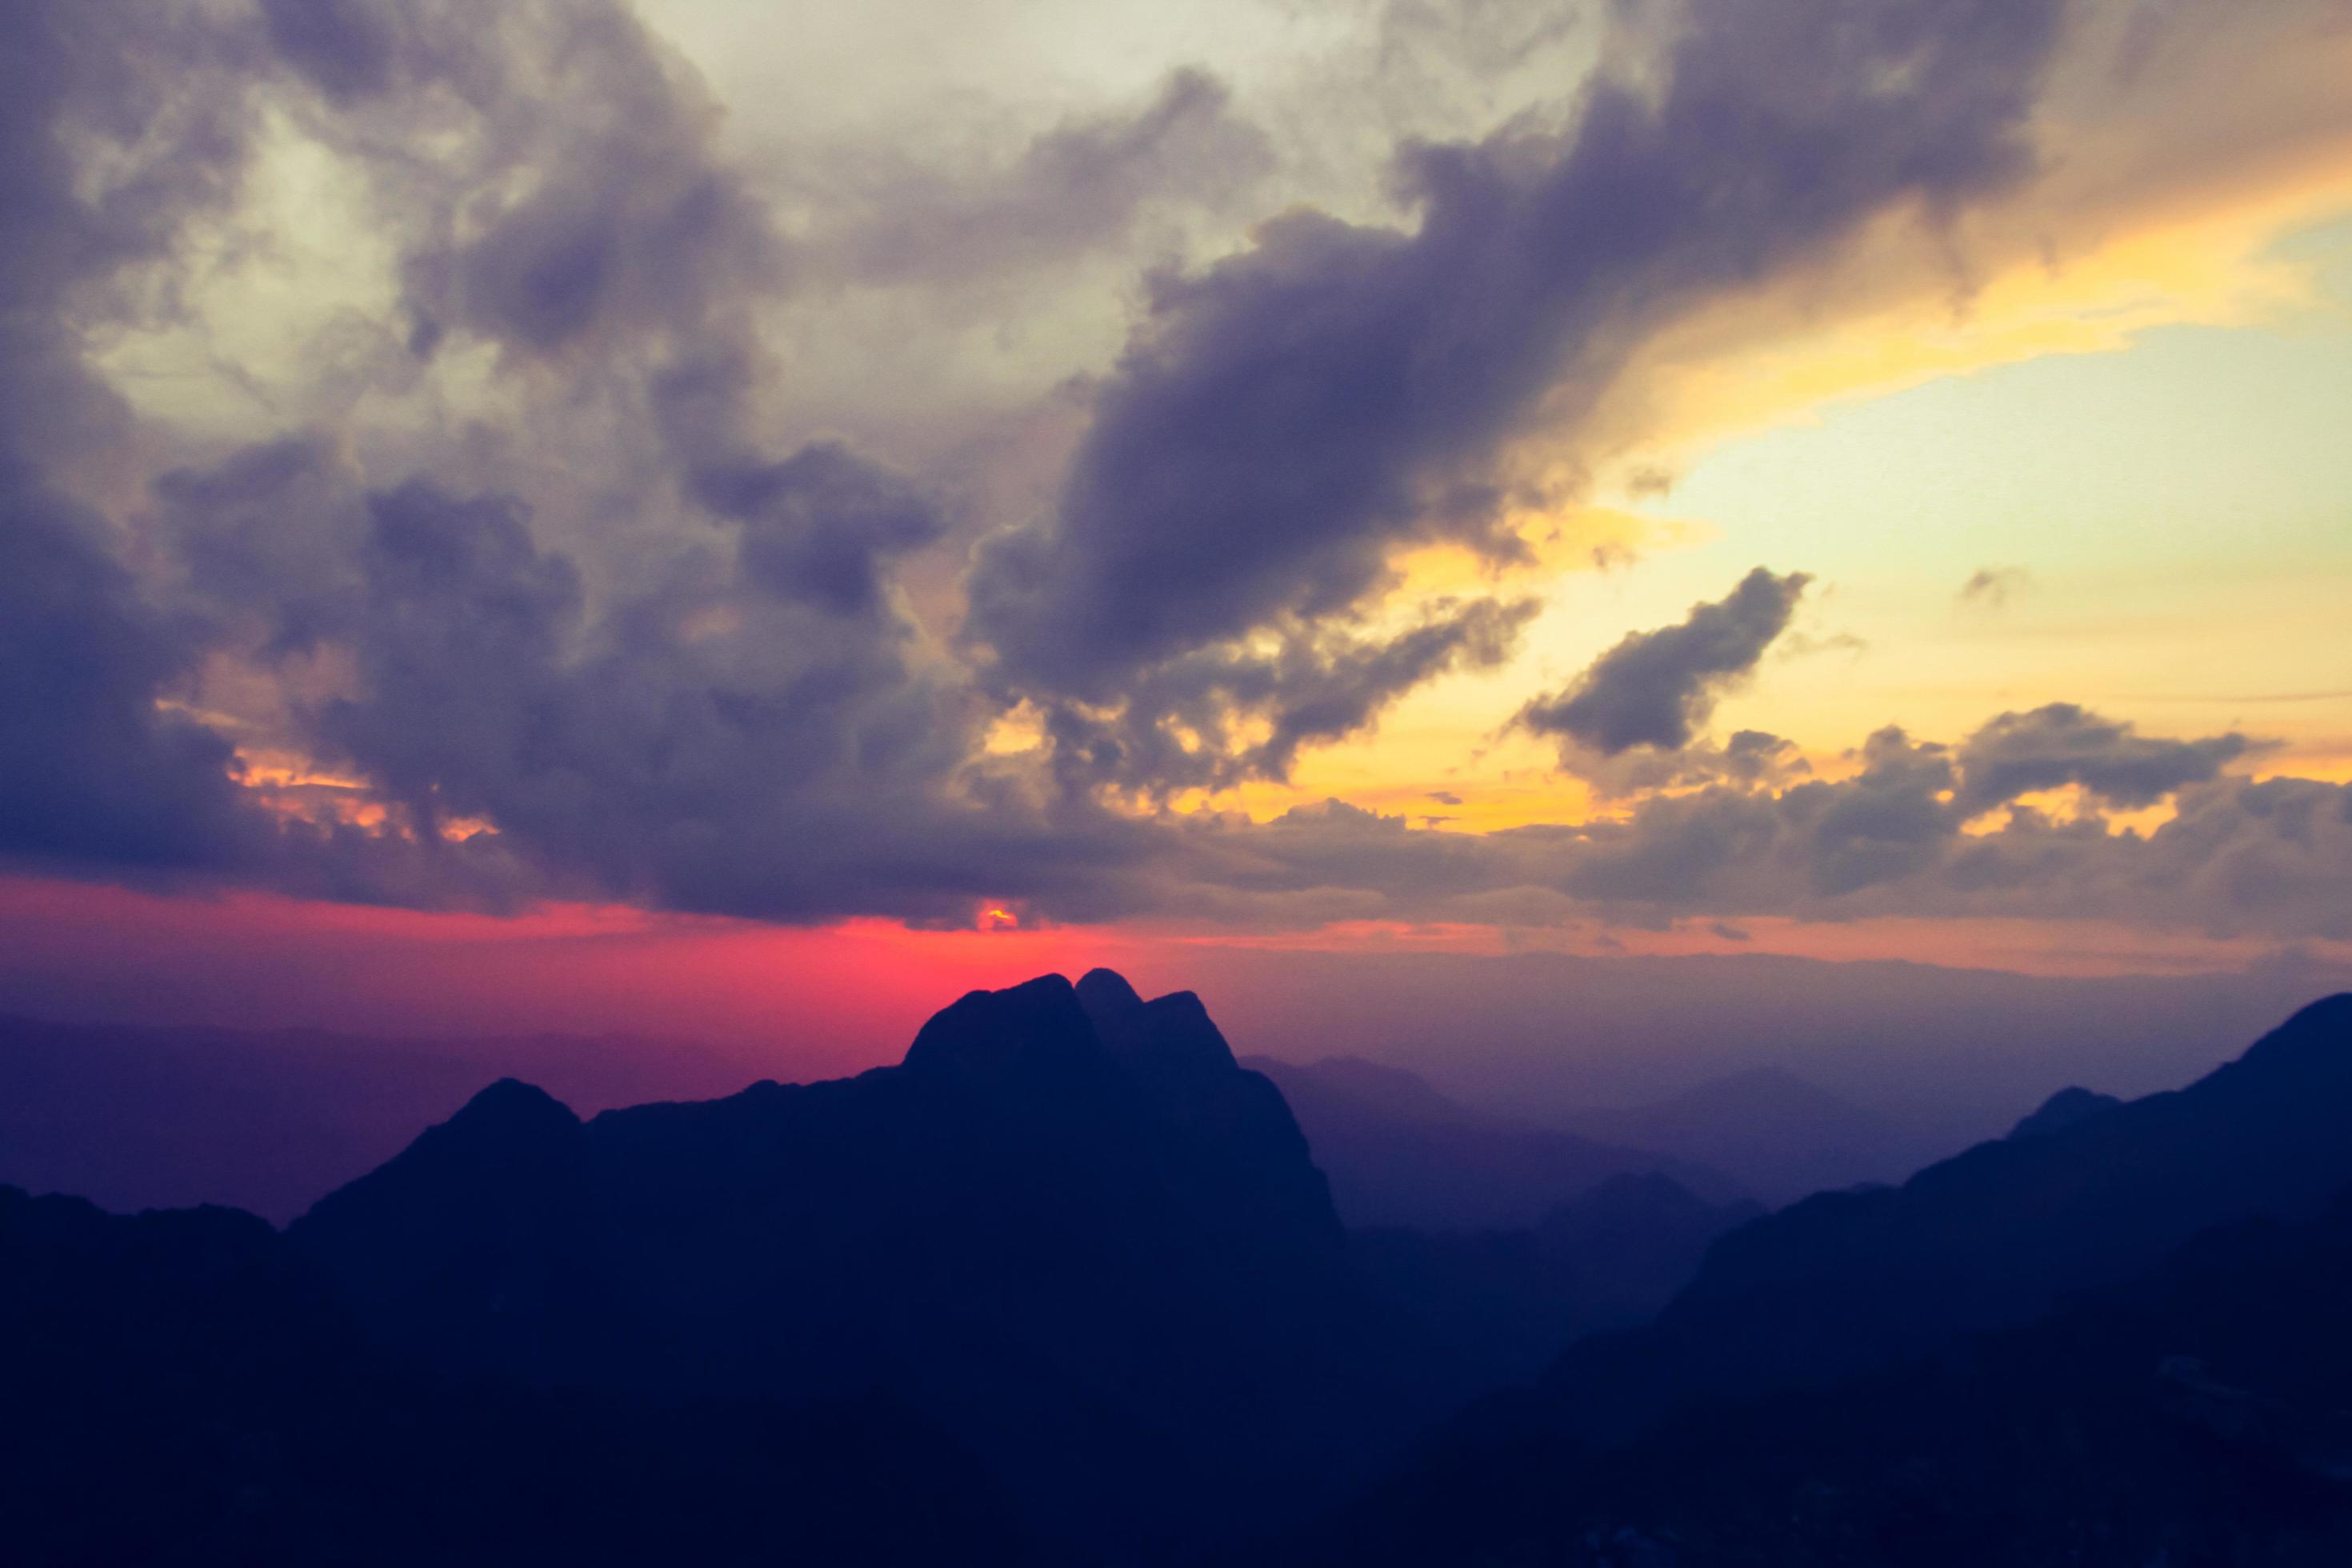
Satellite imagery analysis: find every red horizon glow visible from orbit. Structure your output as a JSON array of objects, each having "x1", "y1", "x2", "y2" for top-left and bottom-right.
[{"x1": 2, "y1": 873, "x2": 2340, "y2": 1081}]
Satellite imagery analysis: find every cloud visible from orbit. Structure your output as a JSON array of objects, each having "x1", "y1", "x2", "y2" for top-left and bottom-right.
[
  {"x1": 262, "y1": 0, "x2": 784, "y2": 371},
  {"x1": 1718, "y1": 730, "x2": 1814, "y2": 789},
  {"x1": 1960, "y1": 566, "x2": 2032, "y2": 606},
  {"x1": 0, "y1": 474, "x2": 259, "y2": 873},
  {"x1": 1518, "y1": 567, "x2": 1810, "y2": 758},
  {"x1": 965, "y1": 0, "x2": 2065, "y2": 718},
  {"x1": 1953, "y1": 702, "x2": 2258, "y2": 815},
  {"x1": 806, "y1": 69, "x2": 1274, "y2": 291},
  {"x1": 694, "y1": 442, "x2": 947, "y2": 617},
  {"x1": 0, "y1": 2, "x2": 282, "y2": 877},
  {"x1": 2, "y1": 0, "x2": 2344, "y2": 958},
  {"x1": 1128, "y1": 706, "x2": 2340, "y2": 940},
  {"x1": 1041, "y1": 596, "x2": 1538, "y2": 796},
  {"x1": 156, "y1": 435, "x2": 1164, "y2": 922}
]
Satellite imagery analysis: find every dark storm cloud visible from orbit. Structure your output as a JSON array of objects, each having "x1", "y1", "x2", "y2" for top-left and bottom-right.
[
  {"x1": 1954, "y1": 703, "x2": 2257, "y2": 814},
  {"x1": 258, "y1": 0, "x2": 396, "y2": 105},
  {"x1": 0, "y1": 473, "x2": 258, "y2": 871},
  {"x1": 154, "y1": 433, "x2": 1167, "y2": 922},
  {"x1": 966, "y1": 0, "x2": 2066, "y2": 708},
  {"x1": 0, "y1": 2, "x2": 278, "y2": 874},
  {"x1": 0, "y1": 0, "x2": 1170, "y2": 924},
  {"x1": 695, "y1": 443, "x2": 948, "y2": 617},
  {"x1": 1518, "y1": 567, "x2": 1810, "y2": 756},
  {"x1": 169, "y1": 1, "x2": 1163, "y2": 920}
]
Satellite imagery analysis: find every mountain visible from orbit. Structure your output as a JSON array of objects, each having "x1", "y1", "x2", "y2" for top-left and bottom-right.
[
  {"x1": 0, "y1": 1014, "x2": 750, "y2": 1222},
  {"x1": 26, "y1": 975, "x2": 2352, "y2": 1565},
  {"x1": 287, "y1": 970, "x2": 1438, "y2": 1562},
  {"x1": 2008, "y1": 1083, "x2": 2124, "y2": 1140},
  {"x1": 1289, "y1": 995, "x2": 2352, "y2": 1564},
  {"x1": 1298, "y1": 1178, "x2": 2352, "y2": 1565},
  {"x1": 1242, "y1": 1053, "x2": 1741, "y2": 1229},
  {"x1": 1555, "y1": 1065, "x2": 1913, "y2": 1204},
  {"x1": 1351, "y1": 1172, "x2": 1764, "y2": 1389},
  {"x1": 0, "y1": 1185, "x2": 1033, "y2": 1566},
  {"x1": 1357, "y1": 990, "x2": 2352, "y2": 1474}
]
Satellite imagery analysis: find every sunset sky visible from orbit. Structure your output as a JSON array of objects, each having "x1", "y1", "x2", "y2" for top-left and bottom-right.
[{"x1": 6, "y1": 0, "x2": 2352, "y2": 1051}]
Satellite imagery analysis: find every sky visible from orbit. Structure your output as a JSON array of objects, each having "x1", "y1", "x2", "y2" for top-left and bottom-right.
[{"x1": 4, "y1": 0, "x2": 2351, "y2": 1061}]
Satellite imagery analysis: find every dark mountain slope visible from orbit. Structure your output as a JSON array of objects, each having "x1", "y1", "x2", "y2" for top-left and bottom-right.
[
  {"x1": 1298, "y1": 1182, "x2": 2352, "y2": 1566},
  {"x1": 1530, "y1": 993, "x2": 2352, "y2": 1439},
  {"x1": 1353, "y1": 1172, "x2": 1764, "y2": 1388},
  {"x1": 2008, "y1": 1083, "x2": 2124, "y2": 1140},
  {"x1": 0, "y1": 1186, "x2": 1033, "y2": 1567},
  {"x1": 289, "y1": 971, "x2": 1434, "y2": 1563},
  {"x1": 1242, "y1": 1052, "x2": 1739, "y2": 1229}
]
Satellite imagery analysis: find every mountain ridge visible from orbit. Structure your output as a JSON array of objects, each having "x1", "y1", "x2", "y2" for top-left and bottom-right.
[
  {"x1": 1533, "y1": 992, "x2": 2352, "y2": 1438},
  {"x1": 286, "y1": 969, "x2": 1426, "y2": 1562}
]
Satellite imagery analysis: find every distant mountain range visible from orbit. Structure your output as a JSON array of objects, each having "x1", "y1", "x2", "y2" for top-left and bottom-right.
[
  {"x1": 6, "y1": 977, "x2": 2350, "y2": 1563},
  {"x1": 1249, "y1": 1050, "x2": 1917, "y2": 1217},
  {"x1": 1300, "y1": 993, "x2": 2352, "y2": 1564},
  {"x1": 0, "y1": 1014, "x2": 751, "y2": 1222},
  {"x1": 1242, "y1": 1053, "x2": 1743, "y2": 1227},
  {"x1": 1551, "y1": 1064, "x2": 1914, "y2": 1204}
]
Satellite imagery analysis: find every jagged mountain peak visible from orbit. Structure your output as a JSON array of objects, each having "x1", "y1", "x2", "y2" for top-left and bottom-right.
[
  {"x1": 898, "y1": 972, "x2": 1106, "y2": 1079},
  {"x1": 1074, "y1": 966, "x2": 1146, "y2": 1022},
  {"x1": 448, "y1": 1077, "x2": 582, "y2": 1133},
  {"x1": 1107, "y1": 990, "x2": 1238, "y2": 1074}
]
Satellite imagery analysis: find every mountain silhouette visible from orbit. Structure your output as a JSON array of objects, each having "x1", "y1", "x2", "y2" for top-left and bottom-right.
[
  {"x1": 1555, "y1": 1064, "x2": 1913, "y2": 1204},
  {"x1": 1242, "y1": 1053, "x2": 1740, "y2": 1229},
  {"x1": 2007, "y1": 1082, "x2": 2124, "y2": 1140},
  {"x1": 1299, "y1": 1169, "x2": 2352, "y2": 1566},
  {"x1": 1528, "y1": 995, "x2": 2352, "y2": 1441},
  {"x1": 1282, "y1": 996, "x2": 2352, "y2": 1563},
  {"x1": 0, "y1": 1186, "x2": 1032, "y2": 1566},
  {"x1": 0, "y1": 1013, "x2": 750, "y2": 1222},
  {"x1": 287, "y1": 970, "x2": 1434, "y2": 1562},
  {"x1": 19, "y1": 978, "x2": 2352, "y2": 1565},
  {"x1": 1366, "y1": 992, "x2": 2352, "y2": 1468}
]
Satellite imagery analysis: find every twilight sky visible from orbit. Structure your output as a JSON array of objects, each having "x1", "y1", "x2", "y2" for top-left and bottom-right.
[{"x1": 5, "y1": 0, "x2": 2352, "y2": 1041}]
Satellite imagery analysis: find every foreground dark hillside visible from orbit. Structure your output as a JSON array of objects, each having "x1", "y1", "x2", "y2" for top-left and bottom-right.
[
  {"x1": 0, "y1": 1187, "x2": 1034, "y2": 1566},
  {"x1": 6, "y1": 980, "x2": 2350, "y2": 1564}
]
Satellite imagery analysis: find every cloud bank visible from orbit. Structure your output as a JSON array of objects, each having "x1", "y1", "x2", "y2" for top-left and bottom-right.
[{"x1": 0, "y1": 0, "x2": 2342, "y2": 949}]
